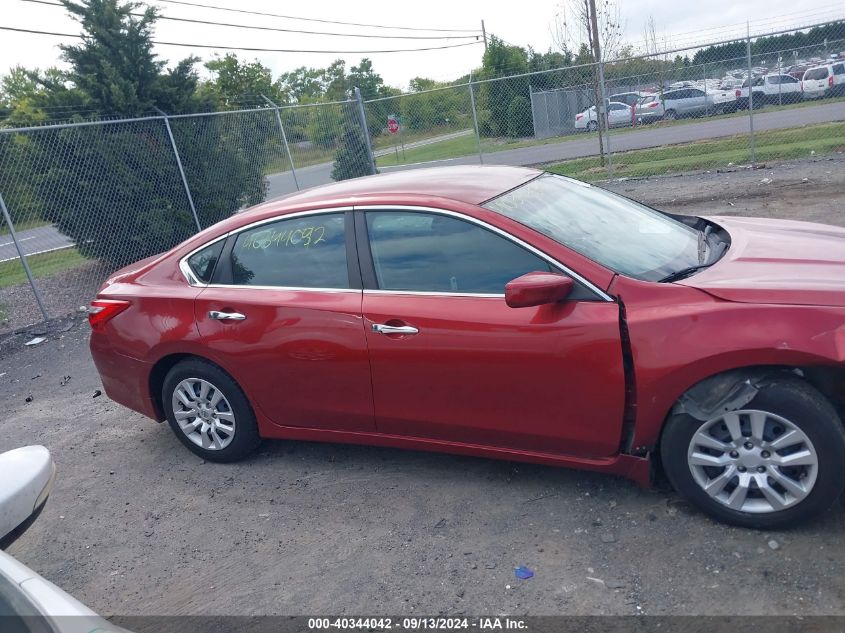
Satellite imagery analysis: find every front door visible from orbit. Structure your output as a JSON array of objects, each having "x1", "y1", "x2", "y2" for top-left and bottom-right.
[
  {"x1": 358, "y1": 209, "x2": 626, "y2": 458},
  {"x1": 194, "y1": 210, "x2": 375, "y2": 432}
]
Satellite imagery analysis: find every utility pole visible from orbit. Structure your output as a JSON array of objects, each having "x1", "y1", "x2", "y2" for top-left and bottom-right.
[
  {"x1": 481, "y1": 20, "x2": 488, "y2": 52},
  {"x1": 587, "y1": 0, "x2": 610, "y2": 171}
]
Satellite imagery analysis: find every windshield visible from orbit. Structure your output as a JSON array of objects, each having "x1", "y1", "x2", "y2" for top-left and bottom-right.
[{"x1": 484, "y1": 173, "x2": 703, "y2": 281}]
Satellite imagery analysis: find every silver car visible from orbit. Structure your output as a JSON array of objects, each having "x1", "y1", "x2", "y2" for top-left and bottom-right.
[{"x1": 660, "y1": 87, "x2": 736, "y2": 119}]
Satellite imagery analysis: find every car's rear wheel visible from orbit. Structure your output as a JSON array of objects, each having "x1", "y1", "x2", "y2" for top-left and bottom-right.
[
  {"x1": 162, "y1": 359, "x2": 261, "y2": 462},
  {"x1": 587, "y1": 120, "x2": 598, "y2": 132},
  {"x1": 663, "y1": 109, "x2": 677, "y2": 120},
  {"x1": 661, "y1": 378, "x2": 845, "y2": 528}
]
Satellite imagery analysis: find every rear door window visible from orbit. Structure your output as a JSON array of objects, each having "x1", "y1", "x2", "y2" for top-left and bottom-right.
[
  {"x1": 229, "y1": 213, "x2": 349, "y2": 288},
  {"x1": 805, "y1": 68, "x2": 829, "y2": 80},
  {"x1": 187, "y1": 240, "x2": 224, "y2": 284}
]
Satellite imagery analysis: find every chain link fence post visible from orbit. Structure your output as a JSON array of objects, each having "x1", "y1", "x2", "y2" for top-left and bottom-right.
[
  {"x1": 468, "y1": 78, "x2": 484, "y2": 164},
  {"x1": 155, "y1": 108, "x2": 202, "y2": 231},
  {"x1": 353, "y1": 87, "x2": 377, "y2": 175},
  {"x1": 746, "y1": 25, "x2": 757, "y2": 165},
  {"x1": 261, "y1": 95, "x2": 300, "y2": 191},
  {"x1": 0, "y1": 192, "x2": 49, "y2": 322}
]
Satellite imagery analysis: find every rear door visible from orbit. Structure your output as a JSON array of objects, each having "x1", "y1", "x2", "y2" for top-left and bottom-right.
[
  {"x1": 833, "y1": 63, "x2": 845, "y2": 91},
  {"x1": 804, "y1": 67, "x2": 828, "y2": 95},
  {"x1": 193, "y1": 209, "x2": 375, "y2": 432},
  {"x1": 607, "y1": 103, "x2": 630, "y2": 126},
  {"x1": 356, "y1": 207, "x2": 626, "y2": 458},
  {"x1": 685, "y1": 89, "x2": 707, "y2": 114}
]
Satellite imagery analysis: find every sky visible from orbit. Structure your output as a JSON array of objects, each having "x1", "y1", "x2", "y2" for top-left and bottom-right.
[{"x1": 1, "y1": 0, "x2": 843, "y2": 91}]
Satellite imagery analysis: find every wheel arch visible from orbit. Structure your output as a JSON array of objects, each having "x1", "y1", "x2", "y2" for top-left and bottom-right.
[
  {"x1": 648, "y1": 363, "x2": 845, "y2": 472},
  {"x1": 149, "y1": 352, "x2": 245, "y2": 422}
]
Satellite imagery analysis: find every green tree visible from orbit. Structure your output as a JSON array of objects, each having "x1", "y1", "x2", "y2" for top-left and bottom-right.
[
  {"x1": 279, "y1": 66, "x2": 325, "y2": 103},
  {"x1": 478, "y1": 36, "x2": 532, "y2": 137},
  {"x1": 331, "y1": 118, "x2": 374, "y2": 181},
  {"x1": 0, "y1": 0, "x2": 269, "y2": 266},
  {"x1": 204, "y1": 53, "x2": 287, "y2": 107}
]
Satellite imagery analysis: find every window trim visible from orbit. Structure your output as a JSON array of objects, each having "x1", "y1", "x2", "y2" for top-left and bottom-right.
[
  {"x1": 352, "y1": 205, "x2": 614, "y2": 301},
  {"x1": 178, "y1": 207, "x2": 361, "y2": 292}
]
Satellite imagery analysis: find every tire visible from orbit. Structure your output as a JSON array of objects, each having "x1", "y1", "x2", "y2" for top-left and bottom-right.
[
  {"x1": 162, "y1": 358, "x2": 261, "y2": 462},
  {"x1": 663, "y1": 109, "x2": 677, "y2": 121},
  {"x1": 586, "y1": 120, "x2": 598, "y2": 132},
  {"x1": 661, "y1": 377, "x2": 845, "y2": 529}
]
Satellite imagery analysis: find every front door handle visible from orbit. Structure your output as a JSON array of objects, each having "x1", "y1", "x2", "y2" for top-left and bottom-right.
[
  {"x1": 372, "y1": 323, "x2": 419, "y2": 335},
  {"x1": 208, "y1": 310, "x2": 247, "y2": 321}
]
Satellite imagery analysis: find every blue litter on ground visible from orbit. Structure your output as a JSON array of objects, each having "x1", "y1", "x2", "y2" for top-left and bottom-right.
[{"x1": 514, "y1": 566, "x2": 534, "y2": 580}]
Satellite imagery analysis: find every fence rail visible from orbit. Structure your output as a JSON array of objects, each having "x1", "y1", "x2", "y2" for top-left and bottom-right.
[{"x1": 1, "y1": 19, "x2": 845, "y2": 333}]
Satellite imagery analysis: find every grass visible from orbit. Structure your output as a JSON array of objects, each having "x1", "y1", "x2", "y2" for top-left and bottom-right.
[
  {"x1": 371, "y1": 126, "x2": 467, "y2": 152},
  {"x1": 544, "y1": 121, "x2": 845, "y2": 182},
  {"x1": 377, "y1": 134, "x2": 480, "y2": 167},
  {"x1": 0, "y1": 247, "x2": 88, "y2": 289},
  {"x1": 0, "y1": 217, "x2": 50, "y2": 236}
]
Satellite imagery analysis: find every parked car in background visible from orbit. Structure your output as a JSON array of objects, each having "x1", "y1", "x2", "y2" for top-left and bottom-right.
[
  {"x1": 786, "y1": 64, "x2": 812, "y2": 80},
  {"x1": 735, "y1": 74, "x2": 802, "y2": 108},
  {"x1": 802, "y1": 63, "x2": 845, "y2": 98},
  {"x1": 607, "y1": 91, "x2": 647, "y2": 107},
  {"x1": 88, "y1": 165, "x2": 845, "y2": 529},
  {"x1": 661, "y1": 87, "x2": 735, "y2": 119},
  {"x1": 574, "y1": 101, "x2": 633, "y2": 131},
  {"x1": 635, "y1": 94, "x2": 664, "y2": 123},
  {"x1": 719, "y1": 77, "x2": 743, "y2": 90}
]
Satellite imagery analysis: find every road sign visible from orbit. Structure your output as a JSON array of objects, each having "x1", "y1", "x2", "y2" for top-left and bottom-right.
[{"x1": 387, "y1": 115, "x2": 399, "y2": 134}]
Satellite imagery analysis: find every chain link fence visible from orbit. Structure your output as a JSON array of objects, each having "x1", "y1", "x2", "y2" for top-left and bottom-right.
[{"x1": 1, "y1": 20, "x2": 844, "y2": 333}]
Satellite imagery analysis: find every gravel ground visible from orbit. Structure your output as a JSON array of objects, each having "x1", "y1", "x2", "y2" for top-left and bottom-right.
[
  {"x1": 0, "y1": 259, "x2": 112, "y2": 335},
  {"x1": 0, "y1": 158, "x2": 844, "y2": 618}
]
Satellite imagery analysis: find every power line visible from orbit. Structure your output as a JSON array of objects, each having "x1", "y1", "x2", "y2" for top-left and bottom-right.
[
  {"x1": 0, "y1": 25, "x2": 485, "y2": 53},
  {"x1": 18, "y1": 0, "x2": 481, "y2": 40},
  {"x1": 148, "y1": 0, "x2": 481, "y2": 34}
]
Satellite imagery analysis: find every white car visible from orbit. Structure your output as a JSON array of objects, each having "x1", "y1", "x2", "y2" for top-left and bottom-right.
[
  {"x1": 735, "y1": 73, "x2": 803, "y2": 108},
  {"x1": 574, "y1": 101, "x2": 634, "y2": 131},
  {"x1": 802, "y1": 63, "x2": 845, "y2": 99},
  {"x1": 0, "y1": 446, "x2": 129, "y2": 632}
]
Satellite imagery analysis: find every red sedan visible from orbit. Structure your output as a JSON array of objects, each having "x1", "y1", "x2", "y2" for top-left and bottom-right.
[{"x1": 88, "y1": 166, "x2": 845, "y2": 528}]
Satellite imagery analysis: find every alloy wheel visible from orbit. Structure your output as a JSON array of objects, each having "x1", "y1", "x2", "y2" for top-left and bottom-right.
[
  {"x1": 171, "y1": 378, "x2": 237, "y2": 451},
  {"x1": 687, "y1": 410, "x2": 818, "y2": 514}
]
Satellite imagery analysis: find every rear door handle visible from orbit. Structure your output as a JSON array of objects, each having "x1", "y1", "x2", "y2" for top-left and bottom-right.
[
  {"x1": 208, "y1": 310, "x2": 246, "y2": 321},
  {"x1": 372, "y1": 323, "x2": 418, "y2": 335}
]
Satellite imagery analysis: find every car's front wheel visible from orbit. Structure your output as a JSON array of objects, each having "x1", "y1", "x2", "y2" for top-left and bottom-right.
[
  {"x1": 661, "y1": 378, "x2": 845, "y2": 528},
  {"x1": 162, "y1": 359, "x2": 261, "y2": 462}
]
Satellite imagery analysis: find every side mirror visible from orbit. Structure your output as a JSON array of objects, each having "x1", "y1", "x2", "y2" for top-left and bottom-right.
[
  {"x1": 0, "y1": 446, "x2": 56, "y2": 549},
  {"x1": 505, "y1": 272, "x2": 574, "y2": 308}
]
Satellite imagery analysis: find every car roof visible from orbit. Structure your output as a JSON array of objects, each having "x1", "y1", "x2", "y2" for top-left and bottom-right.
[{"x1": 251, "y1": 165, "x2": 543, "y2": 211}]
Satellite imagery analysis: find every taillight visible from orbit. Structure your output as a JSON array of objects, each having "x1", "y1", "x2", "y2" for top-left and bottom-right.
[
  {"x1": 576, "y1": 113, "x2": 583, "y2": 120},
  {"x1": 829, "y1": 76, "x2": 834, "y2": 87},
  {"x1": 88, "y1": 299, "x2": 130, "y2": 330},
  {"x1": 735, "y1": 89, "x2": 741, "y2": 97},
  {"x1": 649, "y1": 101, "x2": 659, "y2": 108}
]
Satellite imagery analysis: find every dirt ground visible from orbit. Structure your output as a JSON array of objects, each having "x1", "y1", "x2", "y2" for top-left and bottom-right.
[{"x1": 1, "y1": 157, "x2": 844, "y2": 617}]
